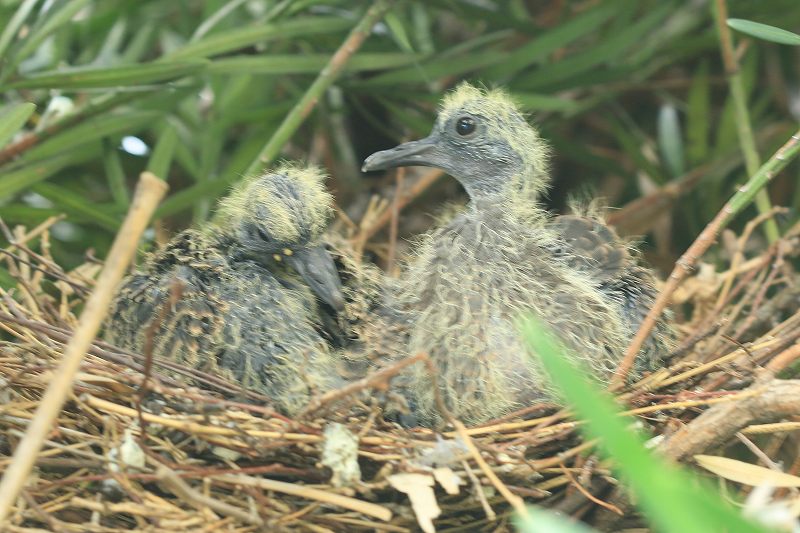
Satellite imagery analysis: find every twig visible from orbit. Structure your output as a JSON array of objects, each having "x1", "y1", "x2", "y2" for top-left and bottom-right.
[
  {"x1": 136, "y1": 278, "x2": 185, "y2": 439},
  {"x1": 213, "y1": 474, "x2": 392, "y2": 521},
  {"x1": 0, "y1": 172, "x2": 168, "y2": 524},
  {"x1": 461, "y1": 459, "x2": 495, "y2": 520},
  {"x1": 424, "y1": 358, "x2": 529, "y2": 520},
  {"x1": 659, "y1": 379, "x2": 800, "y2": 462},
  {"x1": 82, "y1": 395, "x2": 418, "y2": 448},
  {"x1": 361, "y1": 169, "x2": 444, "y2": 241},
  {"x1": 612, "y1": 129, "x2": 800, "y2": 386},
  {"x1": 297, "y1": 352, "x2": 426, "y2": 418},
  {"x1": 559, "y1": 464, "x2": 623, "y2": 516},
  {"x1": 157, "y1": 466, "x2": 263, "y2": 526},
  {"x1": 387, "y1": 167, "x2": 405, "y2": 275}
]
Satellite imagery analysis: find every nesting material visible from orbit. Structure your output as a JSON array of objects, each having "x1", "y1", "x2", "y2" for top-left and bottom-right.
[{"x1": 1, "y1": 209, "x2": 800, "y2": 531}]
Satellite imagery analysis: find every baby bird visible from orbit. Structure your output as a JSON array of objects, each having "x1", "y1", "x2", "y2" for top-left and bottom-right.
[
  {"x1": 362, "y1": 84, "x2": 670, "y2": 425},
  {"x1": 106, "y1": 165, "x2": 344, "y2": 413}
]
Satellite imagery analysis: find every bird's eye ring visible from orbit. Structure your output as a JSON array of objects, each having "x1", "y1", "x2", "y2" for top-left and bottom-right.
[{"x1": 455, "y1": 116, "x2": 476, "y2": 136}]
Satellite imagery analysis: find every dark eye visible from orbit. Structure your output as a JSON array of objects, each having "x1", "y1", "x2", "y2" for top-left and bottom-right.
[{"x1": 455, "y1": 116, "x2": 476, "y2": 136}]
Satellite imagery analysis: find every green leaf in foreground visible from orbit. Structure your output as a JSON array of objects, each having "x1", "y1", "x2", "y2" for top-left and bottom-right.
[
  {"x1": 727, "y1": 19, "x2": 800, "y2": 46},
  {"x1": 0, "y1": 102, "x2": 35, "y2": 149},
  {"x1": 518, "y1": 316, "x2": 767, "y2": 533}
]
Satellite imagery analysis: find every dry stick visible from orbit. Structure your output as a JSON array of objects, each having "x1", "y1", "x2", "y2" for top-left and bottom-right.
[
  {"x1": 297, "y1": 352, "x2": 426, "y2": 418},
  {"x1": 213, "y1": 474, "x2": 392, "y2": 521},
  {"x1": 713, "y1": 0, "x2": 779, "y2": 243},
  {"x1": 612, "y1": 129, "x2": 800, "y2": 387},
  {"x1": 659, "y1": 379, "x2": 800, "y2": 462},
  {"x1": 386, "y1": 167, "x2": 405, "y2": 274},
  {"x1": 559, "y1": 464, "x2": 622, "y2": 516},
  {"x1": 596, "y1": 379, "x2": 800, "y2": 530},
  {"x1": 156, "y1": 466, "x2": 263, "y2": 526},
  {"x1": 423, "y1": 358, "x2": 529, "y2": 520},
  {"x1": 0, "y1": 172, "x2": 168, "y2": 525},
  {"x1": 362, "y1": 169, "x2": 444, "y2": 241}
]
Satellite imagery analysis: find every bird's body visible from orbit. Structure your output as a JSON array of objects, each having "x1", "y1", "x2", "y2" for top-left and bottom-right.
[
  {"x1": 362, "y1": 84, "x2": 671, "y2": 425},
  {"x1": 106, "y1": 166, "x2": 345, "y2": 413}
]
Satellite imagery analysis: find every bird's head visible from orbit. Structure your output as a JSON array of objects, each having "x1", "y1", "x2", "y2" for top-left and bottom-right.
[
  {"x1": 216, "y1": 165, "x2": 344, "y2": 311},
  {"x1": 363, "y1": 83, "x2": 550, "y2": 200}
]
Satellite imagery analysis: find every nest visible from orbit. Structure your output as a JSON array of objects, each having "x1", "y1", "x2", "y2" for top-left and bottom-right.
[{"x1": 2, "y1": 214, "x2": 800, "y2": 532}]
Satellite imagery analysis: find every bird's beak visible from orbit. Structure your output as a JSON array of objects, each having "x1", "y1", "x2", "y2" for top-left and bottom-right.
[
  {"x1": 286, "y1": 245, "x2": 345, "y2": 312},
  {"x1": 362, "y1": 134, "x2": 442, "y2": 172}
]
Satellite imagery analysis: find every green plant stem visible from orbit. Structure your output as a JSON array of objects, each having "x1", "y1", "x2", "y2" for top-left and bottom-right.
[
  {"x1": 243, "y1": 0, "x2": 392, "y2": 178},
  {"x1": 713, "y1": 0, "x2": 779, "y2": 243},
  {"x1": 614, "y1": 128, "x2": 800, "y2": 385}
]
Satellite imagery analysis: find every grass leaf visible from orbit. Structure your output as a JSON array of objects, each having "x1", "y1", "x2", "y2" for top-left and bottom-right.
[
  {"x1": 6, "y1": 60, "x2": 207, "y2": 89},
  {"x1": 518, "y1": 316, "x2": 768, "y2": 533},
  {"x1": 727, "y1": 18, "x2": 800, "y2": 46},
  {"x1": 146, "y1": 123, "x2": 179, "y2": 181},
  {"x1": 165, "y1": 17, "x2": 351, "y2": 60},
  {"x1": 0, "y1": 102, "x2": 35, "y2": 148}
]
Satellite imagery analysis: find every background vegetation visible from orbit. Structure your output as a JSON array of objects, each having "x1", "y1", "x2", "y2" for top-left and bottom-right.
[
  {"x1": 1, "y1": 0, "x2": 799, "y2": 276},
  {"x1": 1, "y1": 1, "x2": 800, "y2": 531}
]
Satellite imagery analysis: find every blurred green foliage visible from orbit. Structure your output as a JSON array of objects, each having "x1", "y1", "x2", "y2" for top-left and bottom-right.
[
  {"x1": 519, "y1": 316, "x2": 769, "y2": 533},
  {"x1": 0, "y1": 0, "x2": 799, "y2": 272}
]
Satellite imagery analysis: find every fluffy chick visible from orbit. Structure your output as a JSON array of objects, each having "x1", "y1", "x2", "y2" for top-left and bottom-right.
[
  {"x1": 362, "y1": 84, "x2": 672, "y2": 425},
  {"x1": 106, "y1": 165, "x2": 344, "y2": 413}
]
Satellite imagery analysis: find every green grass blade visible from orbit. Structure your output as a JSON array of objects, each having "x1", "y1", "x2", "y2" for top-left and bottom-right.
[
  {"x1": 0, "y1": 0, "x2": 39, "y2": 64},
  {"x1": 0, "y1": 102, "x2": 35, "y2": 148},
  {"x1": 190, "y1": 0, "x2": 250, "y2": 43},
  {"x1": 516, "y1": 507, "x2": 598, "y2": 533},
  {"x1": 146, "y1": 123, "x2": 179, "y2": 180},
  {"x1": 0, "y1": 144, "x2": 98, "y2": 199},
  {"x1": 658, "y1": 104, "x2": 685, "y2": 178},
  {"x1": 6, "y1": 60, "x2": 207, "y2": 89},
  {"x1": 208, "y1": 53, "x2": 419, "y2": 75},
  {"x1": 165, "y1": 17, "x2": 351, "y2": 60},
  {"x1": 1, "y1": 0, "x2": 93, "y2": 83},
  {"x1": 31, "y1": 182, "x2": 121, "y2": 231},
  {"x1": 727, "y1": 18, "x2": 800, "y2": 46},
  {"x1": 12, "y1": 110, "x2": 160, "y2": 166},
  {"x1": 384, "y1": 10, "x2": 414, "y2": 52},
  {"x1": 484, "y1": 3, "x2": 617, "y2": 80},
  {"x1": 102, "y1": 139, "x2": 129, "y2": 209},
  {"x1": 686, "y1": 61, "x2": 710, "y2": 165},
  {"x1": 518, "y1": 3, "x2": 674, "y2": 90},
  {"x1": 518, "y1": 316, "x2": 768, "y2": 533}
]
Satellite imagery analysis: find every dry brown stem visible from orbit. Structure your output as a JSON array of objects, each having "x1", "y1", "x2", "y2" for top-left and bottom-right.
[
  {"x1": 659, "y1": 379, "x2": 800, "y2": 462},
  {"x1": 0, "y1": 172, "x2": 168, "y2": 524}
]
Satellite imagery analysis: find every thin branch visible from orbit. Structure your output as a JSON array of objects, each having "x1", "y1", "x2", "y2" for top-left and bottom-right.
[
  {"x1": 0, "y1": 172, "x2": 168, "y2": 524},
  {"x1": 612, "y1": 129, "x2": 800, "y2": 387}
]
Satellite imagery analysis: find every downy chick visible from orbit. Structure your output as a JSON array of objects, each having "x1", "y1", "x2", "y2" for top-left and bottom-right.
[
  {"x1": 362, "y1": 84, "x2": 671, "y2": 425},
  {"x1": 106, "y1": 165, "x2": 344, "y2": 413}
]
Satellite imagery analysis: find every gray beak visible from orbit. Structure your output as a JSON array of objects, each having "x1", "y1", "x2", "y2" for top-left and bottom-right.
[
  {"x1": 287, "y1": 245, "x2": 345, "y2": 312},
  {"x1": 362, "y1": 135, "x2": 441, "y2": 172}
]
